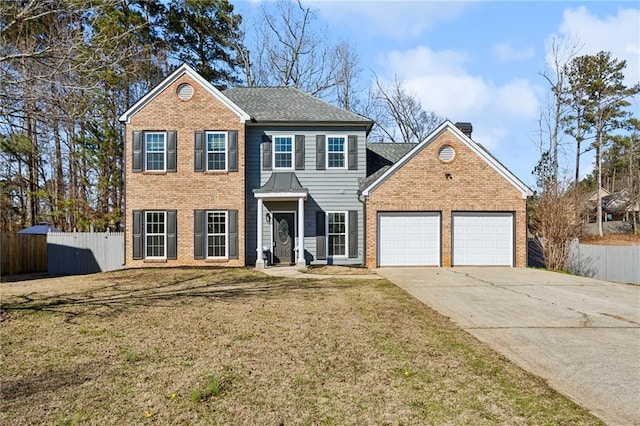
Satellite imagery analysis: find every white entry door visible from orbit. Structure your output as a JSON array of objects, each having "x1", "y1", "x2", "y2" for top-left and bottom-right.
[
  {"x1": 452, "y1": 212, "x2": 513, "y2": 266},
  {"x1": 378, "y1": 213, "x2": 440, "y2": 266}
]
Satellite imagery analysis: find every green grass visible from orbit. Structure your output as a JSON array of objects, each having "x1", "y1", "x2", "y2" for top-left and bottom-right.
[{"x1": 0, "y1": 267, "x2": 603, "y2": 425}]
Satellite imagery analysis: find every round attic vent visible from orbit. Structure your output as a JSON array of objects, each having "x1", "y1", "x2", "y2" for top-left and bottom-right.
[
  {"x1": 177, "y1": 83, "x2": 193, "y2": 100},
  {"x1": 438, "y1": 144, "x2": 455, "y2": 162}
]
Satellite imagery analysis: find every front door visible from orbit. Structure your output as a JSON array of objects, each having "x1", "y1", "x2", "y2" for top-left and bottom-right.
[{"x1": 273, "y1": 213, "x2": 294, "y2": 264}]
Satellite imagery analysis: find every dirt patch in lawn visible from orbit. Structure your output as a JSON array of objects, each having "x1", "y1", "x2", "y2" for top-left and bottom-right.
[
  {"x1": 580, "y1": 233, "x2": 640, "y2": 246},
  {"x1": 0, "y1": 267, "x2": 602, "y2": 425},
  {"x1": 304, "y1": 265, "x2": 374, "y2": 275}
]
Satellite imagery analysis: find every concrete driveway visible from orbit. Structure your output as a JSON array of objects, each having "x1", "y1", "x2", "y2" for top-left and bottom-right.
[{"x1": 376, "y1": 267, "x2": 640, "y2": 426}]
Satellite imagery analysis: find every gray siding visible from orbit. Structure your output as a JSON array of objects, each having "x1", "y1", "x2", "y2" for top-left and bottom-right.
[{"x1": 245, "y1": 126, "x2": 367, "y2": 265}]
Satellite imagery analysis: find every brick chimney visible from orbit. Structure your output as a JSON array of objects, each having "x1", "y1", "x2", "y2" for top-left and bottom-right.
[{"x1": 455, "y1": 122, "x2": 472, "y2": 138}]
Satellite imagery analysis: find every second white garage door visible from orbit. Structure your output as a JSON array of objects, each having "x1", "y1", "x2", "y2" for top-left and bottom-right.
[
  {"x1": 452, "y1": 212, "x2": 513, "y2": 266},
  {"x1": 378, "y1": 213, "x2": 440, "y2": 266}
]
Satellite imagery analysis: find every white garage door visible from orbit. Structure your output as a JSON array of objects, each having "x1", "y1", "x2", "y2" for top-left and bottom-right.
[
  {"x1": 452, "y1": 213, "x2": 513, "y2": 266},
  {"x1": 378, "y1": 213, "x2": 440, "y2": 266}
]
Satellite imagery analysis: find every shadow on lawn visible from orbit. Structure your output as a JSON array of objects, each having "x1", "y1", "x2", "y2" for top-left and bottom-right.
[
  {"x1": 1, "y1": 362, "x2": 99, "y2": 401},
  {"x1": 1, "y1": 268, "x2": 344, "y2": 322}
]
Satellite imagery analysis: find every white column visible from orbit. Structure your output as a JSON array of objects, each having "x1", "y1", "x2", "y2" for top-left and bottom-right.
[
  {"x1": 297, "y1": 196, "x2": 305, "y2": 265},
  {"x1": 256, "y1": 198, "x2": 264, "y2": 267}
]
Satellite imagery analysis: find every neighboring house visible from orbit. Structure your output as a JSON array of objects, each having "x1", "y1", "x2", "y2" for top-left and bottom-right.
[
  {"x1": 588, "y1": 188, "x2": 640, "y2": 223},
  {"x1": 119, "y1": 64, "x2": 531, "y2": 268}
]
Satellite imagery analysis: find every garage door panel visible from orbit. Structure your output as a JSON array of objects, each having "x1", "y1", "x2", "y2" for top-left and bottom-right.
[
  {"x1": 453, "y1": 213, "x2": 513, "y2": 266},
  {"x1": 379, "y1": 213, "x2": 440, "y2": 266}
]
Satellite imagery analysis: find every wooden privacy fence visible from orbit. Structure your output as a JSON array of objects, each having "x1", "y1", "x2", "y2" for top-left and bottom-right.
[
  {"x1": 0, "y1": 233, "x2": 48, "y2": 276},
  {"x1": 567, "y1": 241, "x2": 640, "y2": 285},
  {"x1": 48, "y1": 232, "x2": 125, "y2": 275}
]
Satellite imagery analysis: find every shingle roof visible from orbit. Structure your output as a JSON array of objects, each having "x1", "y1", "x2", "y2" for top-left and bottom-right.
[
  {"x1": 223, "y1": 87, "x2": 373, "y2": 128},
  {"x1": 360, "y1": 143, "x2": 416, "y2": 189}
]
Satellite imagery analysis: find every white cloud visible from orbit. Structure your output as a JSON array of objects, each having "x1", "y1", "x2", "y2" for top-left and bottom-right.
[
  {"x1": 492, "y1": 41, "x2": 535, "y2": 62},
  {"x1": 310, "y1": 1, "x2": 468, "y2": 40},
  {"x1": 553, "y1": 6, "x2": 640, "y2": 86},
  {"x1": 376, "y1": 46, "x2": 540, "y2": 152},
  {"x1": 378, "y1": 46, "x2": 539, "y2": 119}
]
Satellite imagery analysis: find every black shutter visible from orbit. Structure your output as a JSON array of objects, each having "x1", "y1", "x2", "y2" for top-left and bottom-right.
[
  {"x1": 295, "y1": 134, "x2": 305, "y2": 170},
  {"x1": 167, "y1": 210, "x2": 177, "y2": 259},
  {"x1": 262, "y1": 134, "x2": 272, "y2": 170},
  {"x1": 132, "y1": 210, "x2": 143, "y2": 259},
  {"x1": 194, "y1": 210, "x2": 205, "y2": 259},
  {"x1": 132, "y1": 131, "x2": 143, "y2": 172},
  {"x1": 316, "y1": 211, "x2": 326, "y2": 260},
  {"x1": 348, "y1": 210, "x2": 358, "y2": 258},
  {"x1": 348, "y1": 135, "x2": 357, "y2": 170},
  {"x1": 316, "y1": 135, "x2": 326, "y2": 170},
  {"x1": 167, "y1": 131, "x2": 177, "y2": 172},
  {"x1": 228, "y1": 209, "x2": 238, "y2": 259},
  {"x1": 228, "y1": 130, "x2": 238, "y2": 172},
  {"x1": 194, "y1": 131, "x2": 204, "y2": 172}
]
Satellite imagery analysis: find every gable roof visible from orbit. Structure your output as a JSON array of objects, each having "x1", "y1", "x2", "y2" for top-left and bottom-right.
[
  {"x1": 223, "y1": 87, "x2": 373, "y2": 131},
  {"x1": 361, "y1": 120, "x2": 533, "y2": 199},
  {"x1": 118, "y1": 63, "x2": 250, "y2": 124}
]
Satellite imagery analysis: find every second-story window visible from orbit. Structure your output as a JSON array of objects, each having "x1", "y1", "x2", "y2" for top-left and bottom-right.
[
  {"x1": 207, "y1": 132, "x2": 227, "y2": 171},
  {"x1": 327, "y1": 136, "x2": 346, "y2": 168},
  {"x1": 145, "y1": 132, "x2": 166, "y2": 171},
  {"x1": 274, "y1": 136, "x2": 293, "y2": 169}
]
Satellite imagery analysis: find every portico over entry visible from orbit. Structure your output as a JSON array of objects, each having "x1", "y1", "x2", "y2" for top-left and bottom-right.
[{"x1": 253, "y1": 172, "x2": 308, "y2": 267}]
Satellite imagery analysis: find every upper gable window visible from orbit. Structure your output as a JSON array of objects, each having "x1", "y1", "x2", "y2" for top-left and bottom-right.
[
  {"x1": 327, "y1": 136, "x2": 346, "y2": 169},
  {"x1": 177, "y1": 83, "x2": 193, "y2": 100},
  {"x1": 145, "y1": 132, "x2": 166, "y2": 171},
  {"x1": 207, "y1": 132, "x2": 227, "y2": 171},
  {"x1": 274, "y1": 136, "x2": 293, "y2": 169}
]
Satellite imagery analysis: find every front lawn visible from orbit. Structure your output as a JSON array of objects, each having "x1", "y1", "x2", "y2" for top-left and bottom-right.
[{"x1": 1, "y1": 268, "x2": 602, "y2": 425}]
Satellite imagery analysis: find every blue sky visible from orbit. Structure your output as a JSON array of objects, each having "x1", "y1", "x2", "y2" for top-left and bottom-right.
[{"x1": 234, "y1": 1, "x2": 640, "y2": 187}]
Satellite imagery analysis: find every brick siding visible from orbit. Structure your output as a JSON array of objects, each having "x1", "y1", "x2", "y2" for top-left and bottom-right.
[
  {"x1": 124, "y1": 74, "x2": 245, "y2": 267},
  {"x1": 365, "y1": 129, "x2": 528, "y2": 268}
]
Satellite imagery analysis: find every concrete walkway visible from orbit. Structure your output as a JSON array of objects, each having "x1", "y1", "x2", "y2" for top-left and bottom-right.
[{"x1": 376, "y1": 267, "x2": 640, "y2": 426}]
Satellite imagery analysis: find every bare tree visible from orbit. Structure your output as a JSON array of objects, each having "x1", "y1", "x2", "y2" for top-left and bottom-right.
[
  {"x1": 366, "y1": 76, "x2": 443, "y2": 143},
  {"x1": 242, "y1": 0, "x2": 362, "y2": 102},
  {"x1": 538, "y1": 36, "x2": 582, "y2": 191}
]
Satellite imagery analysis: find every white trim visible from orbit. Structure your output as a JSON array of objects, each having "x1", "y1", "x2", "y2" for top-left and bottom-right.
[
  {"x1": 326, "y1": 135, "x2": 348, "y2": 169},
  {"x1": 144, "y1": 131, "x2": 167, "y2": 172},
  {"x1": 206, "y1": 210, "x2": 229, "y2": 259},
  {"x1": 144, "y1": 210, "x2": 167, "y2": 259},
  {"x1": 118, "y1": 63, "x2": 250, "y2": 124},
  {"x1": 326, "y1": 211, "x2": 348, "y2": 258},
  {"x1": 361, "y1": 120, "x2": 533, "y2": 199},
  {"x1": 273, "y1": 135, "x2": 295, "y2": 170},
  {"x1": 254, "y1": 192, "x2": 308, "y2": 200},
  {"x1": 205, "y1": 131, "x2": 228, "y2": 172}
]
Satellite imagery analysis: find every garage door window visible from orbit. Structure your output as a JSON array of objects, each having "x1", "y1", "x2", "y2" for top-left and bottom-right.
[{"x1": 327, "y1": 212, "x2": 347, "y2": 256}]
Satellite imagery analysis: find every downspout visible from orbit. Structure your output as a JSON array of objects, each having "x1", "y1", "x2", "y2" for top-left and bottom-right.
[{"x1": 357, "y1": 190, "x2": 367, "y2": 267}]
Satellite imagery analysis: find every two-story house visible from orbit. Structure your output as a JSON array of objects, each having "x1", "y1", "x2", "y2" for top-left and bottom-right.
[{"x1": 119, "y1": 64, "x2": 531, "y2": 269}]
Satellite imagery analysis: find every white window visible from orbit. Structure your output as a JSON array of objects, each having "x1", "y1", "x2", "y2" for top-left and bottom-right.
[
  {"x1": 274, "y1": 136, "x2": 293, "y2": 169},
  {"x1": 145, "y1": 132, "x2": 166, "y2": 171},
  {"x1": 327, "y1": 212, "x2": 347, "y2": 257},
  {"x1": 206, "y1": 132, "x2": 227, "y2": 171},
  {"x1": 327, "y1": 136, "x2": 346, "y2": 168},
  {"x1": 207, "y1": 211, "x2": 228, "y2": 258},
  {"x1": 145, "y1": 211, "x2": 166, "y2": 258}
]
